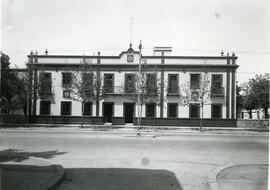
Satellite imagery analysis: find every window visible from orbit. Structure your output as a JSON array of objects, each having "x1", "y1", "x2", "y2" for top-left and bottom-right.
[
  {"x1": 62, "y1": 73, "x2": 72, "y2": 87},
  {"x1": 40, "y1": 101, "x2": 50, "y2": 115},
  {"x1": 125, "y1": 74, "x2": 136, "y2": 93},
  {"x1": 82, "y1": 73, "x2": 93, "y2": 95},
  {"x1": 190, "y1": 104, "x2": 200, "y2": 118},
  {"x1": 146, "y1": 103, "x2": 156, "y2": 117},
  {"x1": 211, "y1": 74, "x2": 223, "y2": 95},
  {"x1": 168, "y1": 74, "x2": 178, "y2": 94},
  {"x1": 103, "y1": 74, "x2": 114, "y2": 93},
  {"x1": 39, "y1": 73, "x2": 52, "y2": 93},
  {"x1": 212, "y1": 104, "x2": 222, "y2": 119},
  {"x1": 61, "y1": 101, "x2": 72, "y2": 116},
  {"x1": 146, "y1": 74, "x2": 157, "y2": 95},
  {"x1": 83, "y1": 102, "x2": 92, "y2": 116},
  {"x1": 190, "y1": 74, "x2": 200, "y2": 89},
  {"x1": 168, "y1": 103, "x2": 178, "y2": 118}
]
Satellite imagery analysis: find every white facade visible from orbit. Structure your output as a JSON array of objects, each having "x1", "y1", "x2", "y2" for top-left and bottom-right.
[{"x1": 28, "y1": 45, "x2": 238, "y2": 124}]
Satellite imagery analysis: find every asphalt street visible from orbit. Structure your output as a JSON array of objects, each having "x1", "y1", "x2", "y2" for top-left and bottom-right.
[{"x1": 0, "y1": 129, "x2": 268, "y2": 190}]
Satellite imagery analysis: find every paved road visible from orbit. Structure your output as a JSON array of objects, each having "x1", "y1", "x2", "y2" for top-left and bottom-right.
[{"x1": 0, "y1": 130, "x2": 268, "y2": 190}]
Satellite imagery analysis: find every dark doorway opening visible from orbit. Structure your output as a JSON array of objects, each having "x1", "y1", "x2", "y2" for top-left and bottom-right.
[
  {"x1": 103, "y1": 102, "x2": 114, "y2": 123},
  {"x1": 124, "y1": 103, "x2": 135, "y2": 123}
]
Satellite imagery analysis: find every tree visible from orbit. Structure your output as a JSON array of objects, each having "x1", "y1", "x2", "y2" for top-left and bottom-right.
[
  {"x1": 248, "y1": 74, "x2": 269, "y2": 119},
  {"x1": 0, "y1": 52, "x2": 27, "y2": 114},
  {"x1": 121, "y1": 59, "x2": 161, "y2": 134},
  {"x1": 181, "y1": 73, "x2": 211, "y2": 130},
  {"x1": 69, "y1": 56, "x2": 102, "y2": 127},
  {"x1": 236, "y1": 83, "x2": 244, "y2": 118},
  {"x1": 239, "y1": 82, "x2": 257, "y2": 119}
]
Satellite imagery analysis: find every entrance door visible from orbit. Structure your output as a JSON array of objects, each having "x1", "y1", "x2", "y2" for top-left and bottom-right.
[
  {"x1": 103, "y1": 102, "x2": 113, "y2": 123},
  {"x1": 124, "y1": 103, "x2": 135, "y2": 123}
]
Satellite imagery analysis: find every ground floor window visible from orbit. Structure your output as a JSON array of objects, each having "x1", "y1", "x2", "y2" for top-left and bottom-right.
[
  {"x1": 212, "y1": 104, "x2": 222, "y2": 119},
  {"x1": 168, "y1": 103, "x2": 178, "y2": 118},
  {"x1": 40, "y1": 101, "x2": 51, "y2": 115},
  {"x1": 61, "y1": 101, "x2": 72, "y2": 116},
  {"x1": 146, "y1": 103, "x2": 156, "y2": 117},
  {"x1": 83, "y1": 102, "x2": 92, "y2": 116},
  {"x1": 190, "y1": 104, "x2": 200, "y2": 118}
]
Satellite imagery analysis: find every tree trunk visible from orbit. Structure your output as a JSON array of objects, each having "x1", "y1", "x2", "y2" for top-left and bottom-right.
[
  {"x1": 200, "y1": 103, "x2": 204, "y2": 131},
  {"x1": 81, "y1": 102, "x2": 84, "y2": 128}
]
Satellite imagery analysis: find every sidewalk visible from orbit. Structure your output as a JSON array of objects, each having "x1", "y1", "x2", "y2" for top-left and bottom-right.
[
  {"x1": 208, "y1": 164, "x2": 268, "y2": 190},
  {"x1": 0, "y1": 124, "x2": 268, "y2": 136},
  {"x1": 0, "y1": 157, "x2": 64, "y2": 190}
]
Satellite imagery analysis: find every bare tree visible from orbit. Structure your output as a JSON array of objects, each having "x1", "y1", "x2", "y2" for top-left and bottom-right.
[
  {"x1": 123, "y1": 59, "x2": 161, "y2": 134},
  {"x1": 69, "y1": 56, "x2": 102, "y2": 128},
  {"x1": 181, "y1": 73, "x2": 211, "y2": 130}
]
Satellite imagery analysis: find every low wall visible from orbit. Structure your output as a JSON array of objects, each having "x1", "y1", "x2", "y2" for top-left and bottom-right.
[
  {"x1": 30, "y1": 116, "x2": 104, "y2": 125},
  {"x1": 237, "y1": 119, "x2": 269, "y2": 129},
  {"x1": 133, "y1": 118, "x2": 237, "y2": 127},
  {"x1": 112, "y1": 117, "x2": 125, "y2": 125}
]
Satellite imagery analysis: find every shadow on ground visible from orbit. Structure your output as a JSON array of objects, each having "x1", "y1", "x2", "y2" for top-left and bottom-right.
[
  {"x1": 56, "y1": 168, "x2": 184, "y2": 190},
  {"x1": 0, "y1": 149, "x2": 67, "y2": 162}
]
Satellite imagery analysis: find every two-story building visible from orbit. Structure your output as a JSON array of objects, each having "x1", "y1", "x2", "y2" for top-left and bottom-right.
[{"x1": 27, "y1": 44, "x2": 238, "y2": 127}]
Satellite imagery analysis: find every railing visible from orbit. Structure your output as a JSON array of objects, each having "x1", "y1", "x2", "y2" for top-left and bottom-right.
[
  {"x1": 102, "y1": 86, "x2": 136, "y2": 95},
  {"x1": 211, "y1": 87, "x2": 224, "y2": 97},
  {"x1": 167, "y1": 86, "x2": 180, "y2": 96},
  {"x1": 39, "y1": 86, "x2": 53, "y2": 98},
  {"x1": 237, "y1": 119, "x2": 269, "y2": 129},
  {"x1": 102, "y1": 86, "x2": 158, "y2": 96}
]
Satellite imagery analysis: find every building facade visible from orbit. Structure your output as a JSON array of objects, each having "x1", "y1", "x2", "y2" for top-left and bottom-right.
[{"x1": 27, "y1": 45, "x2": 238, "y2": 127}]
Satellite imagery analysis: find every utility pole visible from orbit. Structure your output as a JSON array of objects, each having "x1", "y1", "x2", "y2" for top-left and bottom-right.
[{"x1": 137, "y1": 41, "x2": 142, "y2": 136}]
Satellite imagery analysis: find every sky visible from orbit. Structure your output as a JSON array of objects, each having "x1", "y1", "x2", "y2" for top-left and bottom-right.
[{"x1": 1, "y1": 0, "x2": 269, "y2": 84}]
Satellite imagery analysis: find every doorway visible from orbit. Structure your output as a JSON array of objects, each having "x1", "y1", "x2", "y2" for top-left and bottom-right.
[
  {"x1": 103, "y1": 102, "x2": 114, "y2": 123},
  {"x1": 124, "y1": 103, "x2": 135, "y2": 123}
]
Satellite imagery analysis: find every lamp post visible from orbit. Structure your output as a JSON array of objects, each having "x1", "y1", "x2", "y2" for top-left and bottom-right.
[{"x1": 137, "y1": 41, "x2": 142, "y2": 136}]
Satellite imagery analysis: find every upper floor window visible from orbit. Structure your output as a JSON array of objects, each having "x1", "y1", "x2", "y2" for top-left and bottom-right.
[
  {"x1": 82, "y1": 73, "x2": 93, "y2": 95},
  {"x1": 103, "y1": 74, "x2": 114, "y2": 93},
  {"x1": 190, "y1": 74, "x2": 200, "y2": 89},
  {"x1": 146, "y1": 74, "x2": 157, "y2": 95},
  {"x1": 39, "y1": 72, "x2": 52, "y2": 93},
  {"x1": 211, "y1": 74, "x2": 223, "y2": 95},
  {"x1": 62, "y1": 72, "x2": 72, "y2": 87},
  {"x1": 125, "y1": 74, "x2": 136, "y2": 93},
  {"x1": 168, "y1": 74, "x2": 179, "y2": 94}
]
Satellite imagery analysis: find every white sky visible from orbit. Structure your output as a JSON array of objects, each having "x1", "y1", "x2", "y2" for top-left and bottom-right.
[{"x1": 1, "y1": 0, "x2": 270, "y2": 84}]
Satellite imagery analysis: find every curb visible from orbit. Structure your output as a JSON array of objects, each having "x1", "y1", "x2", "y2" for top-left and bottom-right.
[
  {"x1": 207, "y1": 165, "x2": 228, "y2": 190},
  {"x1": 37, "y1": 165, "x2": 65, "y2": 190}
]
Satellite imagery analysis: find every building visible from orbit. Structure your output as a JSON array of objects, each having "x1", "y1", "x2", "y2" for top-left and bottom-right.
[{"x1": 27, "y1": 44, "x2": 238, "y2": 127}]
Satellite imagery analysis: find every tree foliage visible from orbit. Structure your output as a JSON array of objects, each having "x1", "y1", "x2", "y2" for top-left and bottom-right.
[
  {"x1": 70, "y1": 58, "x2": 102, "y2": 103},
  {"x1": 1, "y1": 52, "x2": 27, "y2": 114},
  {"x1": 239, "y1": 73, "x2": 269, "y2": 119}
]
